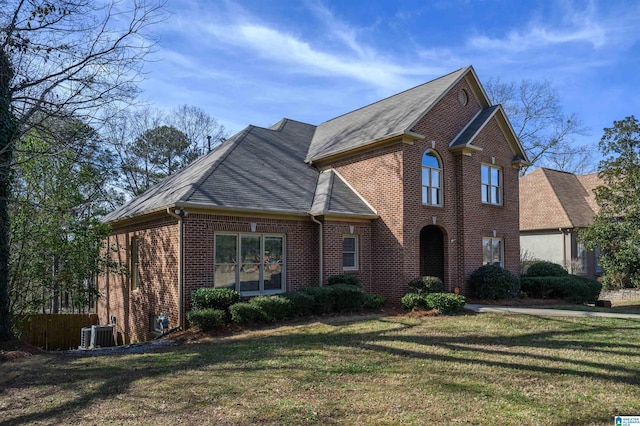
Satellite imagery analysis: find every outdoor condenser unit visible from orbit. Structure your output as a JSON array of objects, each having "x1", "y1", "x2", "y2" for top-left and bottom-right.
[
  {"x1": 90, "y1": 325, "x2": 115, "y2": 348},
  {"x1": 79, "y1": 327, "x2": 92, "y2": 349}
]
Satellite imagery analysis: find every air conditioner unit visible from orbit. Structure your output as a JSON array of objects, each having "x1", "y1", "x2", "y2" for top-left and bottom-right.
[
  {"x1": 79, "y1": 327, "x2": 92, "y2": 349},
  {"x1": 90, "y1": 325, "x2": 115, "y2": 348}
]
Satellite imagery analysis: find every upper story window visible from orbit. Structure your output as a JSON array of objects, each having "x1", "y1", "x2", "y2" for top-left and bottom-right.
[
  {"x1": 422, "y1": 150, "x2": 442, "y2": 206},
  {"x1": 481, "y1": 164, "x2": 502, "y2": 205}
]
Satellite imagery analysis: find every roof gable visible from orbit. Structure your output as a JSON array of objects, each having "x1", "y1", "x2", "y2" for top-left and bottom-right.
[{"x1": 306, "y1": 66, "x2": 480, "y2": 162}]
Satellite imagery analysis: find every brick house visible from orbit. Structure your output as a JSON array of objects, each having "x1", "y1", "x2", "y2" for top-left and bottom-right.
[
  {"x1": 98, "y1": 66, "x2": 529, "y2": 342},
  {"x1": 519, "y1": 167, "x2": 603, "y2": 278}
]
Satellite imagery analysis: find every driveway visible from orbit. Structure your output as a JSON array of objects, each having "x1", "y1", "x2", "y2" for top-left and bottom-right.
[{"x1": 465, "y1": 304, "x2": 640, "y2": 319}]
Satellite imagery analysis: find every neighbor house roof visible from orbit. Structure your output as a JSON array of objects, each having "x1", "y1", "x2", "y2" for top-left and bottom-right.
[
  {"x1": 519, "y1": 168, "x2": 601, "y2": 231},
  {"x1": 104, "y1": 119, "x2": 377, "y2": 223}
]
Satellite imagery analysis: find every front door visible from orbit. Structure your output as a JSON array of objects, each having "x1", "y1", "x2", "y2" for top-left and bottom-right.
[{"x1": 420, "y1": 225, "x2": 444, "y2": 281}]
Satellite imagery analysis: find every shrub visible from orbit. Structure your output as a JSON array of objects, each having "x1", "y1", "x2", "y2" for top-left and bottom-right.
[
  {"x1": 186, "y1": 308, "x2": 226, "y2": 331},
  {"x1": 229, "y1": 302, "x2": 270, "y2": 324},
  {"x1": 249, "y1": 295, "x2": 293, "y2": 321},
  {"x1": 327, "y1": 284, "x2": 366, "y2": 312},
  {"x1": 407, "y1": 276, "x2": 444, "y2": 295},
  {"x1": 191, "y1": 287, "x2": 241, "y2": 311},
  {"x1": 520, "y1": 275, "x2": 602, "y2": 304},
  {"x1": 523, "y1": 261, "x2": 568, "y2": 278},
  {"x1": 400, "y1": 293, "x2": 428, "y2": 310},
  {"x1": 469, "y1": 264, "x2": 519, "y2": 300},
  {"x1": 424, "y1": 293, "x2": 466, "y2": 314},
  {"x1": 327, "y1": 274, "x2": 362, "y2": 287},
  {"x1": 298, "y1": 286, "x2": 336, "y2": 314},
  {"x1": 363, "y1": 294, "x2": 386, "y2": 309},
  {"x1": 281, "y1": 291, "x2": 316, "y2": 317}
]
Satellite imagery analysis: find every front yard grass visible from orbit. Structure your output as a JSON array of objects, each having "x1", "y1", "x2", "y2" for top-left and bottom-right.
[{"x1": 2, "y1": 312, "x2": 640, "y2": 425}]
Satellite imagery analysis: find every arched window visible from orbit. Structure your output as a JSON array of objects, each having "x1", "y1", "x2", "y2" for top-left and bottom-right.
[{"x1": 422, "y1": 150, "x2": 442, "y2": 206}]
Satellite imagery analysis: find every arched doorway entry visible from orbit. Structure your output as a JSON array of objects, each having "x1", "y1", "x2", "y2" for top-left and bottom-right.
[{"x1": 420, "y1": 225, "x2": 445, "y2": 281}]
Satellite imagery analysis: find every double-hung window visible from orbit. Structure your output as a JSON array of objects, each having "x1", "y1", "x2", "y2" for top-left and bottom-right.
[
  {"x1": 214, "y1": 233, "x2": 285, "y2": 295},
  {"x1": 422, "y1": 151, "x2": 442, "y2": 206},
  {"x1": 343, "y1": 236, "x2": 359, "y2": 271},
  {"x1": 481, "y1": 164, "x2": 502, "y2": 205},
  {"x1": 130, "y1": 236, "x2": 140, "y2": 291},
  {"x1": 482, "y1": 237, "x2": 504, "y2": 267}
]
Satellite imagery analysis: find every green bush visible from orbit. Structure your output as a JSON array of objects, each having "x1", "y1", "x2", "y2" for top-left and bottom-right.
[
  {"x1": 424, "y1": 293, "x2": 466, "y2": 314},
  {"x1": 186, "y1": 308, "x2": 226, "y2": 331},
  {"x1": 328, "y1": 284, "x2": 366, "y2": 312},
  {"x1": 249, "y1": 295, "x2": 293, "y2": 321},
  {"x1": 363, "y1": 294, "x2": 386, "y2": 309},
  {"x1": 407, "y1": 276, "x2": 444, "y2": 295},
  {"x1": 469, "y1": 264, "x2": 519, "y2": 300},
  {"x1": 298, "y1": 286, "x2": 336, "y2": 314},
  {"x1": 523, "y1": 261, "x2": 568, "y2": 277},
  {"x1": 191, "y1": 287, "x2": 241, "y2": 311},
  {"x1": 400, "y1": 293, "x2": 428, "y2": 310},
  {"x1": 327, "y1": 274, "x2": 362, "y2": 287},
  {"x1": 520, "y1": 275, "x2": 602, "y2": 304},
  {"x1": 281, "y1": 291, "x2": 316, "y2": 317},
  {"x1": 229, "y1": 302, "x2": 270, "y2": 324}
]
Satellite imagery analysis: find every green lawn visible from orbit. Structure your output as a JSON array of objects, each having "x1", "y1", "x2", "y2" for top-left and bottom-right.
[{"x1": 2, "y1": 312, "x2": 640, "y2": 425}]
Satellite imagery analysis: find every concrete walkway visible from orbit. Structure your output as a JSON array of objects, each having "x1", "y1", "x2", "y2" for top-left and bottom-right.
[{"x1": 465, "y1": 304, "x2": 640, "y2": 319}]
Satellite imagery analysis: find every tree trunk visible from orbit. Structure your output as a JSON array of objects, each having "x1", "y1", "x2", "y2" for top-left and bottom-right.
[{"x1": 0, "y1": 49, "x2": 15, "y2": 340}]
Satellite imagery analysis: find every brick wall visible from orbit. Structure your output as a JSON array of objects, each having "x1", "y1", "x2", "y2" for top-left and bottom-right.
[
  {"x1": 97, "y1": 215, "x2": 179, "y2": 343},
  {"x1": 182, "y1": 213, "x2": 319, "y2": 312},
  {"x1": 322, "y1": 220, "x2": 373, "y2": 293}
]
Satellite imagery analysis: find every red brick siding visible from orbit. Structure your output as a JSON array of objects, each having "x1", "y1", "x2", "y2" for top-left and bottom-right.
[
  {"x1": 182, "y1": 213, "x2": 319, "y2": 312},
  {"x1": 321, "y1": 221, "x2": 373, "y2": 293},
  {"x1": 97, "y1": 216, "x2": 179, "y2": 343}
]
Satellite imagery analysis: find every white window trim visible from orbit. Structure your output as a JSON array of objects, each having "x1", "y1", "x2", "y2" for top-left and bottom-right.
[
  {"x1": 481, "y1": 164, "x2": 502, "y2": 206},
  {"x1": 343, "y1": 235, "x2": 359, "y2": 271},
  {"x1": 483, "y1": 237, "x2": 504, "y2": 267},
  {"x1": 422, "y1": 150, "x2": 443, "y2": 207},
  {"x1": 214, "y1": 232, "x2": 286, "y2": 295}
]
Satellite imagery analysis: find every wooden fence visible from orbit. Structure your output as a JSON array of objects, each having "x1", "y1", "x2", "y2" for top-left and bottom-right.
[{"x1": 19, "y1": 313, "x2": 99, "y2": 351}]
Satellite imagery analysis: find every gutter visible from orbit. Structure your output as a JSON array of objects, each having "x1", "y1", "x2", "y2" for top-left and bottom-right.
[
  {"x1": 166, "y1": 207, "x2": 184, "y2": 330},
  {"x1": 310, "y1": 215, "x2": 323, "y2": 286}
]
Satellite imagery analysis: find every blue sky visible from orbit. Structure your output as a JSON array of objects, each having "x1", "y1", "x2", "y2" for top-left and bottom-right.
[{"x1": 138, "y1": 0, "x2": 640, "y2": 157}]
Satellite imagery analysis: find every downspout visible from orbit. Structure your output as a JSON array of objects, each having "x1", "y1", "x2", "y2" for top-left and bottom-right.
[
  {"x1": 310, "y1": 215, "x2": 323, "y2": 286},
  {"x1": 167, "y1": 207, "x2": 184, "y2": 329}
]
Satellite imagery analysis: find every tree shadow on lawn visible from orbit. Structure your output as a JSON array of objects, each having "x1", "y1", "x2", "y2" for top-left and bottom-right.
[{"x1": 2, "y1": 314, "x2": 640, "y2": 424}]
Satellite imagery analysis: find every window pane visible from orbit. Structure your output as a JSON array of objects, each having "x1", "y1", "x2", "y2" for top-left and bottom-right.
[
  {"x1": 241, "y1": 235, "x2": 260, "y2": 263},
  {"x1": 482, "y1": 184, "x2": 488, "y2": 203},
  {"x1": 240, "y1": 264, "x2": 260, "y2": 292},
  {"x1": 431, "y1": 170, "x2": 440, "y2": 187},
  {"x1": 215, "y1": 235, "x2": 237, "y2": 264},
  {"x1": 422, "y1": 168, "x2": 430, "y2": 185},
  {"x1": 491, "y1": 168, "x2": 500, "y2": 185},
  {"x1": 492, "y1": 187, "x2": 500, "y2": 204},
  {"x1": 422, "y1": 186, "x2": 429, "y2": 204},
  {"x1": 422, "y1": 152, "x2": 439, "y2": 168},
  {"x1": 483, "y1": 238, "x2": 492, "y2": 264},
  {"x1": 432, "y1": 188, "x2": 439, "y2": 205},
  {"x1": 481, "y1": 165, "x2": 489, "y2": 184},
  {"x1": 343, "y1": 252, "x2": 355, "y2": 268},
  {"x1": 214, "y1": 265, "x2": 236, "y2": 289},
  {"x1": 264, "y1": 264, "x2": 282, "y2": 291},
  {"x1": 264, "y1": 237, "x2": 283, "y2": 263},
  {"x1": 492, "y1": 239, "x2": 501, "y2": 265},
  {"x1": 343, "y1": 237, "x2": 355, "y2": 252}
]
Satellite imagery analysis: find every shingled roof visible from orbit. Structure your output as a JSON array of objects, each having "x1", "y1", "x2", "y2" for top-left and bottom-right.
[
  {"x1": 104, "y1": 119, "x2": 377, "y2": 223},
  {"x1": 519, "y1": 168, "x2": 601, "y2": 231},
  {"x1": 306, "y1": 67, "x2": 473, "y2": 162}
]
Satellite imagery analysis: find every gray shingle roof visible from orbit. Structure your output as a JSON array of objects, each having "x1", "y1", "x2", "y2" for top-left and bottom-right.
[
  {"x1": 306, "y1": 67, "x2": 471, "y2": 162},
  {"x1": 310, "y1": 170, "x2": 377, "y2": 217},
  {"x1": 450, "y1": 105, "x2": 499, "y2": 148},
  {"x1": 104, "y1": 119, "x2": 377, "y2": 223}
]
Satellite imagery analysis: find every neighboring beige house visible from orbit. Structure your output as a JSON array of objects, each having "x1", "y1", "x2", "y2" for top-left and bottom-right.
[{"x1": 519, "y1": 168, "x2": 602, "y2": 278}]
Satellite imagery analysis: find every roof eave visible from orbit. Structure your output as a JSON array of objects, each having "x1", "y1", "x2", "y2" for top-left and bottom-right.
[{"x1": 306, "y1": 130, "x2": 424, "y2": 165}]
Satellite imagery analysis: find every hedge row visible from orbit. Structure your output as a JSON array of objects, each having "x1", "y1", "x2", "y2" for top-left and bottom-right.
[
  {"x1": 400, "y1": 292, "x2": 466, "y2": 314},
  {"x1": 187, "y1": 284, "x2": 386, "y2": 331},
  {"x1": 520, "y1": 275, "x2": 601, "y2": 304}
]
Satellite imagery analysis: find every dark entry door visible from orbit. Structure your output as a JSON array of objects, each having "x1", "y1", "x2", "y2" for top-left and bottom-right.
[{"x1": 420, "y1": 225, "x2": 444, "y2": 281}]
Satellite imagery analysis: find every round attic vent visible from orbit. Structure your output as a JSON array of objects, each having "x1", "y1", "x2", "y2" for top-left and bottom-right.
[{"x1": 458, "y1": 89, "x2": 468, "y2": 106}]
